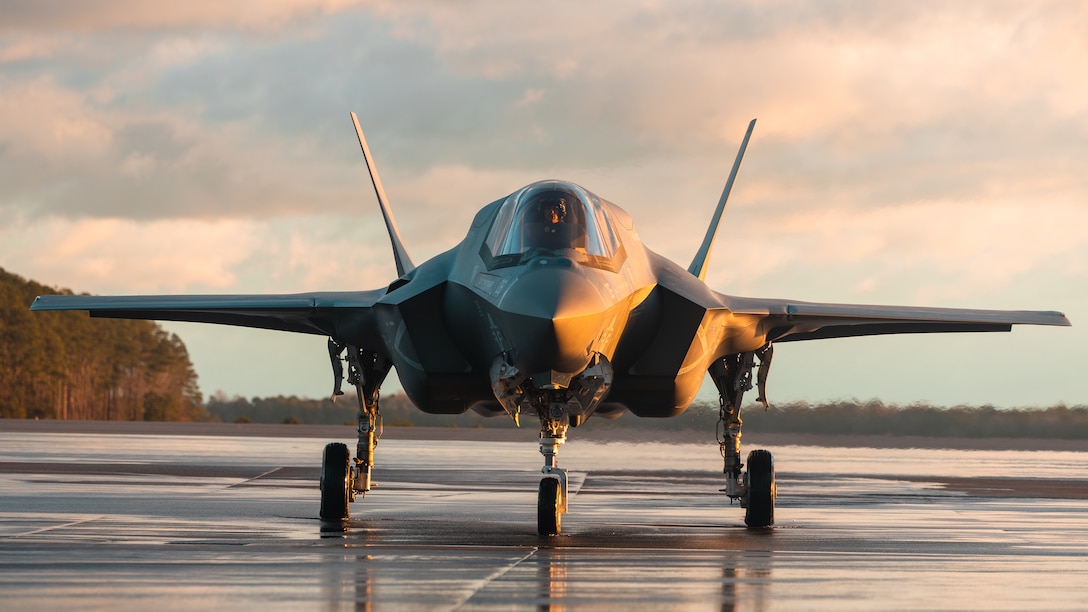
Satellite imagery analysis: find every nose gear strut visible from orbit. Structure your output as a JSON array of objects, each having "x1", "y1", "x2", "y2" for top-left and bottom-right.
[
  {"x1": 490, "y1": 352, "x2": 614, "y2": 536},
  {"x1": 537, "y1": 402, "x2": 569, "y2": 536}
]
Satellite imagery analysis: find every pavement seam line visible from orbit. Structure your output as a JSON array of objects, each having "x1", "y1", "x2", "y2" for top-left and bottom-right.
[
  {"x1": 227, "y1": 467, "x2": 283, "y2": 488},
  {"x1": 10, "y1": 515, "x2": 105, "y2": 539},
  {"x1": 451, "y1": 547, "x2": 538, "y2": 610}
]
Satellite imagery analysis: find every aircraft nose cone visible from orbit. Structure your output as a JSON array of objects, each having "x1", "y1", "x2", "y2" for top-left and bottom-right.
[
  {"x1": 500, "y1": 264, "x2": 608, "y2": 320},
  {"x1": 496, "y1": 263, "x2": 612, "y2": 373}
]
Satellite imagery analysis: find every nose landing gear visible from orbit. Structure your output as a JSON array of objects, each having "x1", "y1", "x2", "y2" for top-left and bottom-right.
[
  {"x1": 537, "y1": 413, "x2": 569, "y2": 536},
  {"x1": 506, "y1": 357, "x2": 612, "y2": 537}
]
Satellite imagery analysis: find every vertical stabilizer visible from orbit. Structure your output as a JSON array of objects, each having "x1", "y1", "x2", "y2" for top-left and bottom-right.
[
  {"x1": 350, "y1": 112, "x2": 416, "y2": 277},
  {"x1": 687, "y1": 118, "x2": 756, "y2": 281}
]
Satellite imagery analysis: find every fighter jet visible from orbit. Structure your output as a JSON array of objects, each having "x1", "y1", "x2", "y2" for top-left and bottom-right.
[{"x1": 31, "y1": 114, "x2": 1070, "y2": 535}]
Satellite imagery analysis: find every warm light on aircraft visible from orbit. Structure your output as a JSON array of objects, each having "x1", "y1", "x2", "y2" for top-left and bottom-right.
[{"x1": 31, "y1": 114, "x2": 1070, "y2": 536}]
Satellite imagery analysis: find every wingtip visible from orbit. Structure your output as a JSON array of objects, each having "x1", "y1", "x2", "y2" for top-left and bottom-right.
[
  {"x1": 28, "y1": 295, "x2": 58, "y2": 311},
  {"x1": 1040, "y1": 310, "x2": 1072, "y2": 326}
]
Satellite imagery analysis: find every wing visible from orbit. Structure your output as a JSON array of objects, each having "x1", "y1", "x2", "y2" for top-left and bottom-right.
[
  {"x1": 29, "y1": 290, "x2": 387, "y2": 338},
  {"x1": 721, "y1": 294, "x2": 1071, "y2": 343}
]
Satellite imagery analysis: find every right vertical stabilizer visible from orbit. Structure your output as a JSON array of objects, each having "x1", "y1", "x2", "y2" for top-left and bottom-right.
[{"x1": 350, "y1": 112, "x2": 416, "y2": 278}]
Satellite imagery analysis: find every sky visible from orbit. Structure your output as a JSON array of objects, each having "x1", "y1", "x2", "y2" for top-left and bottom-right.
[{"x1": 1, "y1": 1, "x2": 1085, "y2": 410}]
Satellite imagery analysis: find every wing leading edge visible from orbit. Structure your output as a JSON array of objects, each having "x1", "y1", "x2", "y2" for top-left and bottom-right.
[
  {"x1": 720, "y1": 295, "x2": 1070, "y2": 343},
  {"x1": 29, "y1": 290, "x2": 386, "y2": 337}
]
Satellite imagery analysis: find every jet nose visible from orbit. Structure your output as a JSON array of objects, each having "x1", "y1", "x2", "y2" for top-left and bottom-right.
[
  {"x1": 500, "y1": 263, "x2": 608, "y2": 320},
  {"x1": 496, "y1": 263, "x2": 613, "y2": 374}
]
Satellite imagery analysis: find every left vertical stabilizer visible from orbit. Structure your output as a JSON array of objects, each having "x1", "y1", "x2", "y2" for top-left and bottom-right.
[
  {"x1": 687, "y1": 118, "x2": 756, "y2": 282},
  {"x1": 350, "y1": 112, "x2": 416, "y2": 277}
]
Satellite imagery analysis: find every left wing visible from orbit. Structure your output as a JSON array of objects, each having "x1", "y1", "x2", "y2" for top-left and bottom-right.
[
  {"x1": 721, "y1": 294, "x2": 1071, "y2": 343},
  {"x1": 29, "y1": 290, "x2": 386, "y2": 337}
]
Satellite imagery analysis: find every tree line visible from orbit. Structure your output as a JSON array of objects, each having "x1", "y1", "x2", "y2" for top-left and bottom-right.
[
  {"x1": 206, "y1": 392, "x2": 1088, "y2": 440},
  {"x1": 739, "y1": 400, "x2": 1088, "y2": 440},
  {"x1": 0, "y1": 267, "x2": 205, "y2": 421}
]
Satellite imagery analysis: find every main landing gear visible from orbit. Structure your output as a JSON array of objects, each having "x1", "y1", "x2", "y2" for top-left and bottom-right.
[
  {"x1": 319, "y1": 341, "x2": 390, "y2": 521},
  {"x1": 711, "y1": 345, "x2": 776, "y2": 528}
]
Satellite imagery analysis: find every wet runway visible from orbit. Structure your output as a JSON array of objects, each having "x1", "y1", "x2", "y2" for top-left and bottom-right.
[{"x1": 2, "y1": 422, "x2": 1087, "y2": 610}]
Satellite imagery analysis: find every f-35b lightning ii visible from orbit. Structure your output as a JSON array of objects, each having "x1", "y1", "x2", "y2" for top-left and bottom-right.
[{"x1": 32, "y1": 114, "x2": 1070, "y2": 535}]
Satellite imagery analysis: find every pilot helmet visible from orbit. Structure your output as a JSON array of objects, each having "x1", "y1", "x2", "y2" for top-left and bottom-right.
[{"x1": 541, "y1": 197, "x2": 567, "y2": 223}]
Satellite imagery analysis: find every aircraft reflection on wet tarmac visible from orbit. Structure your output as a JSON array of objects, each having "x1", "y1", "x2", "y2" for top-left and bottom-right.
[
  {"x1": 312, "y1": 532, "x2": 776, "y2": 610},
  {"x1": 2, "y1": 424, "x2": 1088, "y2": 609}
]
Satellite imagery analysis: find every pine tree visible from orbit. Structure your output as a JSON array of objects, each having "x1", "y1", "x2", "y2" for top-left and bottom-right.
[{"x1": 0, "y1": 267, "x2": 206, "y2": 421}]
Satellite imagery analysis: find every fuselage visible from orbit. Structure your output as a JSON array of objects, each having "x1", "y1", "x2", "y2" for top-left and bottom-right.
[{"x1": 369, "y1": 179, "x2": 765, "y2": 421}]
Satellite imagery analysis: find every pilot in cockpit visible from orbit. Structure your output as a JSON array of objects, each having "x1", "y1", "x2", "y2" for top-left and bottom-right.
[
  {"x1": 525, "y1": 195, "x2": 576, "y2": 250},
  {"x1": 487, "y1": 182, "x2": 611, "y2": 262},
  {"x1": 542, "y1": 198, "x2": 566, "y2": 224}
]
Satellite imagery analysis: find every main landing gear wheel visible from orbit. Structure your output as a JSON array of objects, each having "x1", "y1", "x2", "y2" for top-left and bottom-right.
[
  {"x1": 320, "y1": 442, "x2": 351, "y2": 520},
  {"x1": 744, "y1": 449, "x2": 776, "y2": 528},
  {"x1": 537, "y1": 477, "x2": 563, "y2": 536}
]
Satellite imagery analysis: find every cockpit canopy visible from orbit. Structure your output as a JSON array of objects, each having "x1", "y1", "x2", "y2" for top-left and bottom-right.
[{"x1": 484, "y1": 181, "x2": 621, "y2": 268}]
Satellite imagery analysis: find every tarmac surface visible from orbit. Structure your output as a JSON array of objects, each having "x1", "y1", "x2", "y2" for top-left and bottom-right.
[{"x1": 2, "y1": 420, "x2": 1087, "y2": 610}]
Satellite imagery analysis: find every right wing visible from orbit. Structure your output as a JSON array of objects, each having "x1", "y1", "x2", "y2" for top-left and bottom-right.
[{"x1": 29, "y1": 290, "x2": 387, "y2": 337}]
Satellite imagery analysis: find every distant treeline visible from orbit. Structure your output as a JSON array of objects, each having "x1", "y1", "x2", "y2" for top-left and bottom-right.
[
  {"x1": 206, "y1": 392, "x2": 474, "y2": 427},
  {"x1": 740, "y1": 400, "x2": 1088, "y2": 440},
  {"x1": 0, "y1": 268, "x2": 205, "y2": 421},
  {"x1": 206, "y1": 393, "x2": 1088, "y2": 440}
]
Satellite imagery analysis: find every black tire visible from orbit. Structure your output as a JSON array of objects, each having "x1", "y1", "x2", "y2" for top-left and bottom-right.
[
  {"x1": 744, "y1": 449, "x2": 775, "y2": 528},
  {"x1": 537, "y1": 477, "x2": 562, "y2": 536},
  {"x1": 320, "y1": 442, "x2": 351, "y2": 520}
]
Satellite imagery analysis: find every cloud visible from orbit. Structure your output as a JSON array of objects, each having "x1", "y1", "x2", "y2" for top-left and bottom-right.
[
  {"x1": 741, "y1": 198, "x2": 1086, "y2": 300},
  {"x1": 0, "y1": 0, "x2": 368, "y2": 33},
  {"x1": 0, "y1": 212, "x2": 408, "y2": 296},
  {"x1": 1, "y1": 217, "x2": 258, "y2": 293},
  {"x1": 0, "y1": 75, "x2": 374, "y2": 220},
  {"x1": 0, "y1": 77, "x2": 113, "y2": 161},
  {"x1": 4, "y1": 2, "x2": 1086, "y2": 223}
]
